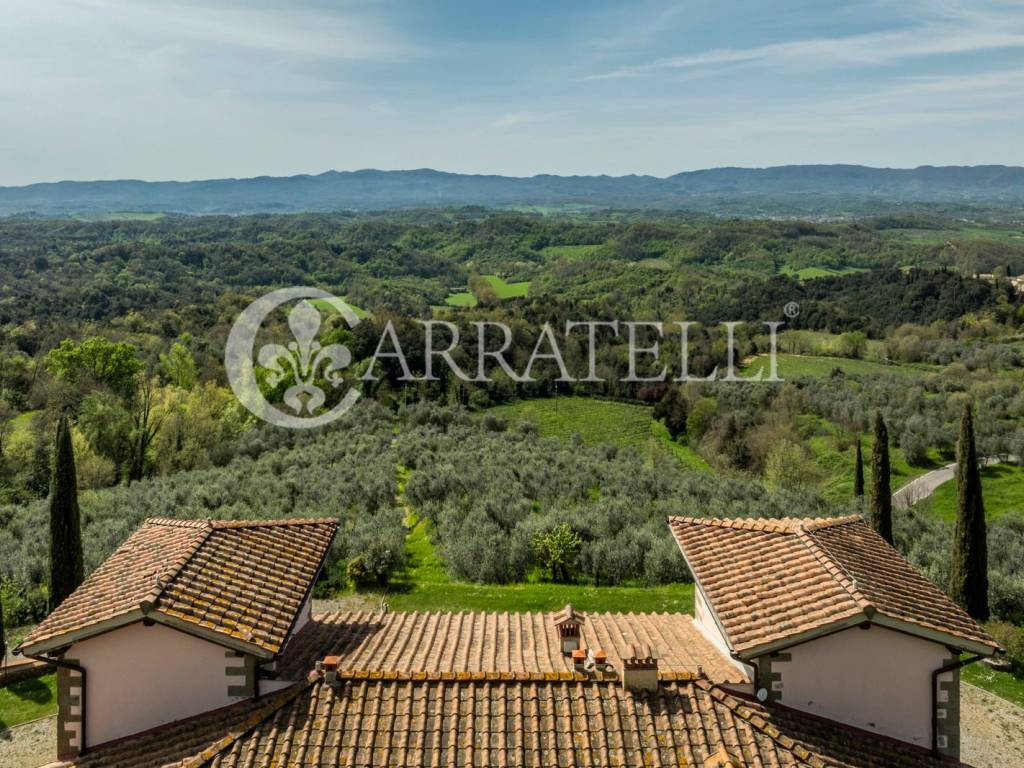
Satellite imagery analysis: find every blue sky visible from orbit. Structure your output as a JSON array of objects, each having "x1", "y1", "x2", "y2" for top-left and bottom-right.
[{"x1": 2, "y1": 0, "x2": 1023, "y2": 184}]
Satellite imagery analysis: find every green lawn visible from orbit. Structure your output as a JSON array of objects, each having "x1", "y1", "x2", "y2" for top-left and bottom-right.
[
  {"x1": 444, "y1": 275, "x2": 531, "y2": 307},
  {"x1": 744, "y1": 353, "x2": 933, "y2": 380},
  {"x1": 0, "y1": 674, "x2": 57, "y2": 730},
  {"x1": 962, "y1": 662, "x2": 1024, "y2": 708},
  {"x1": 381, "y1": 580, "x2": 695, "y2": 613},
  {"x1": 917, "y1": 464, "x2": 1024, "y2": 522}
]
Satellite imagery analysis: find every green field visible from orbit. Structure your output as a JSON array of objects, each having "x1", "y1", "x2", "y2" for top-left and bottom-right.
[
  {"x1": 445, "y1": 275, "x2": 531, "y2": 307},
  {"x1": 744, "y1": 353, "x2": 933, "y2": 380},
  {"x1": 307, "y1": 297, "x2": 370, "y2": 319},
  {"x1": 0, "y1": 674, "x2": 56, "y2": 730},
  {"x1": 917, "y1": 464, "x2": 1024, "y2": 522},
  {"x1": 489, "y1": 396, "x2": 711, "y2": 471},
  {"x1": 74, "y1": 212, "x2": 167, "y2": 222},
  {"x1": 443, "y1": 291, "x2": 477, "y2": 307},
  {"x1": 780, "y1": 265, "x2": 867, "y2": 280}
]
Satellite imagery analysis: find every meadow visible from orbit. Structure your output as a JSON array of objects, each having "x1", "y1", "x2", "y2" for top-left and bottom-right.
[
  {"x1": 779, "y1": 265, "x2": 867, "y2": 280},
  {"x1": 444, "y1": 275, "x2": 531, "y2": 307},
  {"x1": 918, "y1": 464, "x2": 1024, "y2": 522},
  {"x1": 743, "y1": 353, "x2": 935, "y2": 380},
  {"x1": 488, "y1": 396, "x2": 710, "y2": 471}
]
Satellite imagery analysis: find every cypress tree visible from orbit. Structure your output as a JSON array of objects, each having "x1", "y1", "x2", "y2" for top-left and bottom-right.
[
  {"x1": 870, "y1": 412, "x2": 893, "y2": 544},
  {"x1": 853, "y1": 438, "x2": 865, "y2": 497},
  {"x1": 49, "y1": 415, "x2": 84, "y2": 611},
  {"x1": 951, "y1": 404, "x2": 988, "y2": 621}
]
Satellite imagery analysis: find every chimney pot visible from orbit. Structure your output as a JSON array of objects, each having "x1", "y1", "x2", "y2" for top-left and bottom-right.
[{"x1": 552, "y1": 604, "x2": 586, "y2": 655}]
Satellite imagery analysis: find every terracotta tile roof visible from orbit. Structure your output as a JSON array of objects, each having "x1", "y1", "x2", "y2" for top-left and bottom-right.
[
  {"x1": 67, "y1": 677, "x2": 949, "y2": 768},
  {"x1": 668, "y1": 515, "x2": 997, "y2": 655},
  {"x1": 61, "y1": 611, "x2": 951, "y2": 768},
  {"x1": 274, "y1": 610, "x2": 750, "y2": 685},
  {"x1": 18, "y1": 518, "x2": 338, "y2": 657}
]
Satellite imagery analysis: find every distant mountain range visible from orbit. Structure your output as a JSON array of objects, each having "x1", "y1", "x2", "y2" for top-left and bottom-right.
[{"x1": 1, "y1": 165, "x2": 1022, "y2": 216}]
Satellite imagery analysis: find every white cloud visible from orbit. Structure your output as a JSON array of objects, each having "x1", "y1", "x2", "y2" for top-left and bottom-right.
[{"x1": 587, "y1": 5, "x2": 1024, "y2": 80}]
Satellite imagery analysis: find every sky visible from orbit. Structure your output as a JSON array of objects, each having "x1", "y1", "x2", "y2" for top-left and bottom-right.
[{"x1": 2, "y1": 0, "x2": 1023, "y2": 185}]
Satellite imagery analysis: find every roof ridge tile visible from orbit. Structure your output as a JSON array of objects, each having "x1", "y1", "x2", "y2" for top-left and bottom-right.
[
  {"x1": 139, "y1": 523, "x2": 214, "y2": 614},
  {"x1": 796, "y1": 524, "x2": 876, "y2": 619}
]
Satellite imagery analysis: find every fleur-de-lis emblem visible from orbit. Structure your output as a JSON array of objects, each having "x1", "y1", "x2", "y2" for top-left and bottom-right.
[{"x1": 257, "y1": 300, "x2": 351, "y2": 415}]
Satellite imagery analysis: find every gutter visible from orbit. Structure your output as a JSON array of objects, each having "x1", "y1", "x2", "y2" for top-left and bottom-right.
[
  {"x1": 930, "y1": 653, "x2": 985, "y2": 757},
  {"x1": 22, "y1": 651, "x2": 88, "y2": 756}
]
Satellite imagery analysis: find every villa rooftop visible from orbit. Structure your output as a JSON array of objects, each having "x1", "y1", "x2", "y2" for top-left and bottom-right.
[
  {"x1": 18, "y1": 517, "x2": 338, "y2": 658},
  {"x1": 63, "y1": 611, "x2": 951, "y2": 768},
  {"x1": 669, "y1": 515, "x2": 997, "y2": 656}
]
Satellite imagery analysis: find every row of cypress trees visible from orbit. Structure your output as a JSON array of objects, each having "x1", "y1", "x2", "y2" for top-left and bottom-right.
[{"x1": 854, "y1": 404, "x2": 988, "y2": 621}]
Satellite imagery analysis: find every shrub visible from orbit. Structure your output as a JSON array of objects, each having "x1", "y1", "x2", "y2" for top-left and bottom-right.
[{"x1": 984, "y1": 621, "x2": 1024, "y2": 674}]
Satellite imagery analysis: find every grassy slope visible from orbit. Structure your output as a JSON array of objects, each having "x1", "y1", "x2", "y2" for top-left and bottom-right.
[
  {"x1": 798, "y1": 413, "x2": 940, "y2": 502},
  {"x1": 744, "y1": 353, "x2": 935, "y2": 380},
  {"x1": 445, "y1": 275, "x2": 531, "y2": 307},
  {"x1": 916, "y1": 464, "x2": 1024, "y2": 522},
  {"x1": 962, "y1": 663, "x2": 1024, "y2": 709},
  {"x1": 779, "y1": 265, "x2": 867, "y2": 280},
  {"x1": 307, "y1": 297, "x2": 370, "y2": 318},
  {"x1": 489, "y1": 396, "x2": 710, "y2": 472},
  {"x1": 0, "y1": 674, "x2": 56, "y2": 730}
]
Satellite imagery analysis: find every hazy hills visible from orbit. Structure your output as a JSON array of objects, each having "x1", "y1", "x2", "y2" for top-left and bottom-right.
[{"x1": 1, "y1": 165, "x2": 1022, "y2": 216}]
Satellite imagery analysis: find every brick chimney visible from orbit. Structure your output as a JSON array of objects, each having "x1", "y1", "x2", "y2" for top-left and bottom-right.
[
  {"x1": 621, "y1": 645, "x2": 658, "y2": 692},
  {"x1": 320, "y1": 655, "x2": 341, "y2": 688},
  {"x1": 552, "y1": 604, "x2": 585, "y2": 655}
]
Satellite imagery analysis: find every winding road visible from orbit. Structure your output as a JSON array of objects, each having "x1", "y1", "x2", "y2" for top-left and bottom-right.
[{"x1": 891, "y1": 456, "x2": 1015, "y2": 509}]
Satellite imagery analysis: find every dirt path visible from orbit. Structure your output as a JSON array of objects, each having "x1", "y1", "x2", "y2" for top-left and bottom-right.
[{"x1": 961, "y1": 682, "x2": 1024, "y2": 768}]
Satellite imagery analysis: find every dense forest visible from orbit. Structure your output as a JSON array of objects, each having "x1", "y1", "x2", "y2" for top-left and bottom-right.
[{"x1": 2, "y1": 210, "x2": 1024, "y2": 638}]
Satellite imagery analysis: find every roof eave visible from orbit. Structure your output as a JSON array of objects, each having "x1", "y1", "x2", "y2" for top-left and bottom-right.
[
  {"x1": 15, "y1": 609, "x2": 146, "y2": 658},
  {"x1": 152, "y1": 612, "x2": 276, "y2": 659},
  {"x1": 667, "y1": 520, "x2": 740, "y2": 653},
  {"x1": 733, "y1": 612, "x2": 869, "y2": 660},
  {"x1": 871, "y1": 614, "x2": 998, "y2": 657}
]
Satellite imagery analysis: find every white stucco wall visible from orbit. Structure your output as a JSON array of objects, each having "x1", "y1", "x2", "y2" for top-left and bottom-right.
[
  {"x1": 774, "y1": 624, "x2": 952, "y2": 748},
  {"x1": 289, "y1": 593, "x2": 313, "y2": 641},
  {"x1": 693, "y1": 589, "x2": 753, "y2": 690},
  {"x1": 71, "y1": 622, "x2": 247, "y2": 747}
]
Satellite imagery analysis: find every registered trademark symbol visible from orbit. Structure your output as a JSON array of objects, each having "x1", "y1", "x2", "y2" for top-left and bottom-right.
[{"x1": 783, "y1": 301, "x2": 800, "y2": 319}]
